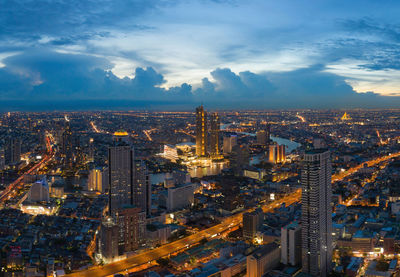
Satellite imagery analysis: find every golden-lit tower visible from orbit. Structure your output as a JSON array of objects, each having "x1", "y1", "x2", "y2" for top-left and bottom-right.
[
  {"x1": 210, "y1": 112, "x2": 220, "y2": 157},
  {"x1": 196, "y1": 105, "x2": 207, "y2": 156}
]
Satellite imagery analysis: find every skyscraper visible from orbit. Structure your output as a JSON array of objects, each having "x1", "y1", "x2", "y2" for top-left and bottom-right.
[
  {"x1": 196, "y1": 105, "x2": 207, "y2": 157},
  {"x1": 210, "y1": 112, "x2": 220, "y2": 157},
  {"x1": 0, "y1": 148, "x2": 5, "y2": 170},
  {"x1": 108, "y1": 131, "x2": 134, "y2": 215},
  {"x1": 133, "y1": 159, "x2": 152, "y2": 216},
  {"x1": 61, "y1": 121, "x2": 74, "y2": 167},
  {"x1": 223, "y1": 135, "x2": 237, "y2": 154},
  {"x1": 99, "y1": 217, "x2": 119, "y2": 263},
  {"x1": 301, "y1": 149, "x2": 332, "y2": 277},
  {"x1": 5, "y1": 137, "x2": 21, "y2": 165},
  {"x1": 265, "y1": 123, "x2": 271, "y2": 146},
  {"x1": 256, "y1": 130, "x2": 267, "y2": 146}
]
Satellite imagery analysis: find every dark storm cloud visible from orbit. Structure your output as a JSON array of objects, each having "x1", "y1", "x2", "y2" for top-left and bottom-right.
[{"x1": 1, "y1": 49, "x2": 399, "y2": 110}]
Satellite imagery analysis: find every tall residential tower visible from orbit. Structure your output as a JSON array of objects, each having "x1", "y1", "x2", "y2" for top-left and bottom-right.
[
  {"x1": 196, "y1": 105, "x2": 207, "y2": 157},
  {"x1": 210, "y1": 112, "x2": 220, "y2": 157},
  {"x1": 301, "y1": 149, "x2": 333, "y2": 277}
]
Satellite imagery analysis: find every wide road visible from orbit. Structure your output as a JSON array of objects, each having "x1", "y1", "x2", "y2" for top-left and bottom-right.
[
  {"x1": 69, "y1": 151, "x2": 400, "y2": 277},
  {"x1": 0, "y1": 153, "x2": 52, "y2": 203},
  {"x1": 0, "y1": 133, "x2": 54, "y2": 204},
  {"x1": 68, "y1": 190, "x2": 301, "y2": 277}
]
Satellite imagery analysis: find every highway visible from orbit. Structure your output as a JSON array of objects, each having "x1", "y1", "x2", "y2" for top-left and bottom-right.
[
  {"x1": 67, "y1": 191, "x2": 301, "y2": 277},
  {"x1": 0, "y1": 154, "x2": 52, "y2": 204},
  {"x1": 0, "y1": 133, "x2": 55, "y2": 205},
  {"x1": 68, "y1": 151, "x2": 400, "y2": 277}
]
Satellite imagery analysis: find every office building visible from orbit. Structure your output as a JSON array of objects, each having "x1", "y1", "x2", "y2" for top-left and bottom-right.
[
  {"x1": 196, "y1": 105, "x2": 207, "y2": 156},
  {"x1": 133, "y1": 159, "x2": 152, "y2": 216},
  {"x1": 256, "y1": 130, "x2": 267, "y2": 146},
  {"x1": 281, "y1": 221, "x2": 301, "y2": 266},
  {"x1": 230, "y1": 144, "x2": 250, "y2": 175},
  {"x1": 5, "y1": 138, "x2": 21, "y2": 165},
  {"x1": 256, "y1": 123, "x2": 271, "y2": 147},
  {"x1": 61, "y1": 121, "x2": 74, "y2": 166},
  {"x1": 301, "y1": 149, "x2": 333, "y2": 277},
  {"x1": 210, "y1": 112, "x2": 220, "y2": 156},
  {"x1": 0, "y1": 148, "x2": 5, "y2": 170},
  {"x1": 246, "y1": 242, "x2": 280, "y2": 277},
  {"x1": 108, "y1": 131, "x2": 134, "y2": 215},
  {"x1": 167, "y1": 183, "x2": 195, "y2": 211},
  {"x1": 243, "y1": 208, "x2": 263, "y2": 239},
  {"x1": 265, "y1": 123, "x2": 271, "y2": 145},
  {"x1": 99, "y1": 217, "x2": 119, "y2": 263},
  {"x1": 223, "y1": 135, "x2": 237, "y2": 154}
]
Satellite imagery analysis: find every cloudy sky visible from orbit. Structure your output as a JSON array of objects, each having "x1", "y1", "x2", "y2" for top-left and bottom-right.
[{"x1": 1, "y1": 0, "x2": 400, "y2": 109}]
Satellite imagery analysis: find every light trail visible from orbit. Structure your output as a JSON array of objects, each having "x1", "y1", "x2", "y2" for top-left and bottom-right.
[
  {"x1": 143, "y1": 130, "x2": 153, "y2": 141},
  {"x1": 67, "y1": 191, "x2": 300, "y2": 277},
  {"x1": 90, "y1": 121, "x2": 101, "y2": 133},
  {"x1": 177, "y1": 130, "x2": 195, "y2": 139},
  {"x1": 296, "y1": 114, "x2": 306, "y2": 122},
  {"x1": 0, "y1": 133, "x2": 55, "y2": 205}
]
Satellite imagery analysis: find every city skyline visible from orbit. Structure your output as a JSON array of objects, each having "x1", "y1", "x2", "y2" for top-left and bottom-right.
[
  {"x1": 1, "y1": 1, "x2": 400, "y2": 276},
  {"x1": 1, "y1": 1, "x2": 400, "y2": 109}
]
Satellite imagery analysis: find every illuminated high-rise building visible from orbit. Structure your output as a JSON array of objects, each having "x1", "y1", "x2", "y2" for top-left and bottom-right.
[
  {"x1": 301, "y1": 149, "x2": 332, "y2": 277},
  {"x1": 0, "y1": 148, "x2": 5, "y2": 170},
  {"x1": 210, "y1": 112, "x2": 220, "y2": 156},
  {"x1": 268, "y1": 144, "x2": 285, "y2": 163},
  {"x1": 88, "y1": 167, "x2": 108, "y2": 192},
  {"x1": 133, "y1": 159, "x2": 152, "y2": 216},
  {"x1": 61, "y1": 121, "x2": 74, "y2": 167},
  {"x1": 256, "y1": 123, "x2": 271, "y2": 147},
  {"x1": 108, "y1": 131, "x2": 134, "y2": 215},
  {"x1": 196, "y1": 105, "x2": 207, "y2": 157}
]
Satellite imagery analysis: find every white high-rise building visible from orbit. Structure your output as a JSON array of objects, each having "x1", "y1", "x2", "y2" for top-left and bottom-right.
[
  {"x1": 281, "y1": 221, "x2": 301, "y2": 266},
  {"x1": 301, "y1": 149, "x2": 332, "y2": 277}
]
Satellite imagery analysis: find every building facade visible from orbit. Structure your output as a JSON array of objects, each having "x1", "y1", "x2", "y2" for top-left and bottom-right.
[
  {"x1": 108, "y1": 132, "x2": 134, "y2": 215},
  {"x1": 223, "y1": 135, "x2": 237, "y2": 154},
  {"x1": 133, "y1": 159, "x2": 152, "y2": 216},
  {"x1": 301, "y1": 149, "x2": 333, "y2": 277},
  {"x1": 210, "y1": 112, "x2": 220, "y2": 157},
  {"x1": 281, "y1": 221, "x2": 301, "y2": 266},
  {"x1": 196, "y1": 105, "x2": 207, "y2": 156},
  {"x1": 246, "y1": 243, "x2": 280, "y2": 277},
  {"x1": 88, "y1": 167, "x2": 108, "y2": 192},
  {"x1": 243, "y1": 208, "x2": 263, "y2": 240}
]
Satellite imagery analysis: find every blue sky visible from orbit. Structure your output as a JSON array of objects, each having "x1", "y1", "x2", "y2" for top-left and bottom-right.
[{"x1": 1, "y1": 0, "x2": 400, "y2": 109}]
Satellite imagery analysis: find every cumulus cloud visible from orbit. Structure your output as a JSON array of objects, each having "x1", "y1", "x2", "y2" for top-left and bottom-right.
[{"x1": 0, "y1": 49, "x2": 399, "y2": 110}]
